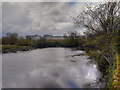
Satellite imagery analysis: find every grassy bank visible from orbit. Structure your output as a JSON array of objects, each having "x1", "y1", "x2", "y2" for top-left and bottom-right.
[
  {"x1": 104, "y1": 51, "x2": 120, "y2": 88},
  {"x1": 1, "y1": 45, "x2": 34, "y2": 53},
  {"x1": 105, "y1": 57, "x2": 116, "y2": 87},
  {"x1": 111, "y1": 53, "x2": 120, "y2": 88},
  {"x1": 104, "y1": 45, "x2": 120, "y2": 88}
]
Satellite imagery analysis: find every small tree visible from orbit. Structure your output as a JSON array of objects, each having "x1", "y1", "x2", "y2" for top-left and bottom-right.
[
  {"x1": 64, "y1": 31, "x2": 80, "y2": 47},
  {"x1": 6, "y1": 33, "x2": 18, "y2": 45}
]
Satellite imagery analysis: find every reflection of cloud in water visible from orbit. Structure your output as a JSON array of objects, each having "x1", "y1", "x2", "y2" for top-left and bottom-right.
[
  {"x1": 2, "y1": 48, "x2": 102, "y2": 88},
  {"x1": 3, "y1": 63, "x2": 101, "y2": 88},
  {"x1": 85, "y1": 65, "x2": 99, "y2": 82}
]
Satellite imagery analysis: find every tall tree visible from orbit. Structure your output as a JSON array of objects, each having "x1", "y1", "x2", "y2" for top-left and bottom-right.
[{"x1": 73, "y1": 1, "x2": 120, "y2": 65}]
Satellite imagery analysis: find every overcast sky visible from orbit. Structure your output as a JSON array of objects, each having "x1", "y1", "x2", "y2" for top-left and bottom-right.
[{"x1": 2, "y1": 2, "x2": 99, "y2": 36}]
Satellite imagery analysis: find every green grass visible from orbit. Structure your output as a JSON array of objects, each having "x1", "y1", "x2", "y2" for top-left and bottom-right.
[
  {"x1": 105, "y1": 61, "x2": 116, "y2": 87},
  {"x1": 111, "y1": 53, "x2": 120, "y2": 88},
  {"x1": 106, "y1": 48, "x2": 120, "y2": 88}
]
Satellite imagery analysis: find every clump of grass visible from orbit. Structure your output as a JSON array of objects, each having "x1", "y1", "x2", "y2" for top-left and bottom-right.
[{"x1": 111, "y1": 53, "x2": 120, "y2": 88}]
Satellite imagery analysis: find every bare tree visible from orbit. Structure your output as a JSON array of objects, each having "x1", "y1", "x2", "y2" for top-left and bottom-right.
[{"x1": 73, "y1": 1, "x2": 120, "y2": 65}]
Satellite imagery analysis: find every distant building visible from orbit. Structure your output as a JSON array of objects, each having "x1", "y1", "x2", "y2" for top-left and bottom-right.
[
  {"x1": 43, "y1": 35, "x2": 64, "y2": 40},
  {"x1": 52, "y1": 36, "x2": 65, "y2": 40},
  {"x1": 26, "y1": 35, "x2": 41, "y2": 41},
  {"x1": 26, "y1": 35, "x2": 65, "y2": 41},
  {"x1": 43, "y1": 35, "x2": 53, "y2": 40}
]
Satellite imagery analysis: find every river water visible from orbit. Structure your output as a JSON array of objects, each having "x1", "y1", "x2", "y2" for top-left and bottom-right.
[{"x1": 2, "y1": 48, "x2": 104, "y2": 88}]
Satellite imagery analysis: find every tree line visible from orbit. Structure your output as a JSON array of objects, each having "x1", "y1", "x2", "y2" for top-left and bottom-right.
[{"x1": 1, "y1": 32, "x2": 87, "y2": 48}]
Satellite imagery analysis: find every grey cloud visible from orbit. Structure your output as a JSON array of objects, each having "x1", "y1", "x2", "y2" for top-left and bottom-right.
[{"x1": 2, "y1": 2, "x2": 87, "y2": 36}]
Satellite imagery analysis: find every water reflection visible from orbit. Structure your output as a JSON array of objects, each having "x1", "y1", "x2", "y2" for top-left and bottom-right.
[{"x1": 2, "y1": 48, "x2": 102, "y2": 88}]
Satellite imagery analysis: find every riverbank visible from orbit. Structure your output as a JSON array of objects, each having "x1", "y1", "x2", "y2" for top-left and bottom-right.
[
  {"x1": 112, "y1": 53, "x2": 120, "y2": 88},
  {"x1": 105, "y1": 52, "x2": 120, "y2": 88},
  {"x1": 1, "y1": 45, "x2": 87, "y2": 54},
  {"x1": 1, "y1": 45, "x2": 34, "y2": 53}
]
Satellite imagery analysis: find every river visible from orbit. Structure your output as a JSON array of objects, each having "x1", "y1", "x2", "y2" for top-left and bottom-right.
[{"x1": 2, "y1": 48, "x2": 105, "y2": 88}]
